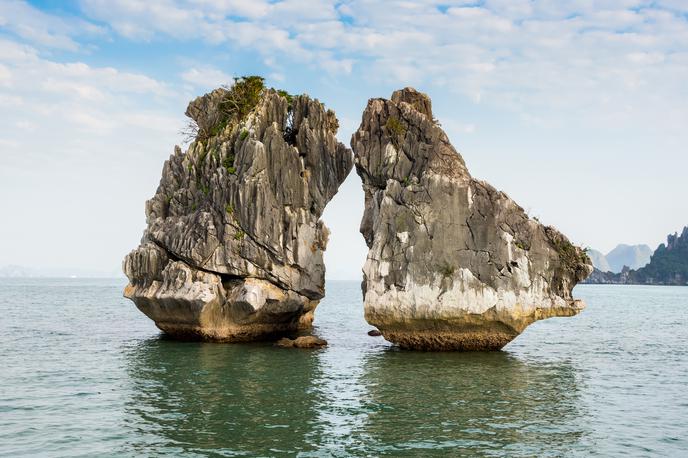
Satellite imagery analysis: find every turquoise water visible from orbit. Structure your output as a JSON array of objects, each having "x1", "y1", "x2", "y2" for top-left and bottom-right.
[{"x1": 1, "y1": 279, "x2": 687, "y2": 457}]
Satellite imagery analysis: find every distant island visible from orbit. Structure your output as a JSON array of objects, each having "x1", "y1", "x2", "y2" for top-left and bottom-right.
[
  {"x1": 587, "y1": 244, "x2": 653, "y2": 273},
  {"x1": 0, "y1": 265, "x2": 123, "y2": 278},
  {"x1": 0, "y1": 265, "x2": 34, "y2": 278},
  {"x1": 585, "y1": 227, "x2": 688, "y2": 286}
]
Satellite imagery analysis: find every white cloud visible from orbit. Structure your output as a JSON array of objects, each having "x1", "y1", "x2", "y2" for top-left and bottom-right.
[
  {"x1": 188, "y1": 0, "x2": 271, "y2": 19},
  {"x1": 0, "y1": 38, "x2": 181, "y2": 161},
  {"x1": 2, "y1": 0, "x2": 688, "y2": 271},
  {"x1": 1, "y1": 0, "x2": 679, "y2": 136},
  {"x1": 0, "y1": 138, "x2": 19, "y2": 148},
  {"x1": 0, "y1": 64, "x2": 11, "y2": 87},
  {"x1": 15, "y1": 120, "x2": 35, "y2": 130},
  {"x1": 67, "y1": 1, "x2": 688, "y2": 136},
  {"x1": 442, "y1": 119, "x2": 477, "y2": 136},
  {"x1": 181, "y1": 67, "x2": 233, "y2": 88},
  {"x1": 0, "y1": 36, "x2": 188, "y2": 274},
  {"x1": 0, "y1": 0, "x2": 104, "y2": 50},
  {"x1": 79, "y1": 0, "x2": 203, "y2": 40},
  {"x1": 0, "y1": 37, "x2": 38, "y2": 61}
]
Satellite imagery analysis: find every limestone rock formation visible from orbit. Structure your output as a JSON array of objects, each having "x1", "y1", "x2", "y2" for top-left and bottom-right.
[
  {"x1": 352, "y1": 88, "x2": 592, "y2": 351},
  {"x1": 605, "y1": 244, "x2": 653, "y2": 272},
  {"x1": 586, "y1": 244, "x2": 652, "y2": 273},
  {"x1": 123, "y1": 77, "x2": 353, "y2": 341}
]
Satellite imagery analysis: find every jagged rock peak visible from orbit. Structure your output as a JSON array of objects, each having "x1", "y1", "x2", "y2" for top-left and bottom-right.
[
  {"x1": 391, "y1": 87, "x2": 433, "y2": 119},
  {"x1": 352, "y1": 87, "x2": 592, "y2": 351},
  {"x1": 123, "y1": 76, "x2": 353, "y2": 341}
]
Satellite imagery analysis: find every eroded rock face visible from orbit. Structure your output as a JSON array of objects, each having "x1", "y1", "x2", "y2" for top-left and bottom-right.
[
  {"x1": 352, "y1": 88, "x2": 592, "y2": 351},
  {"x1": 124, "y1": 82, "x2": 353, "y2": 341}
]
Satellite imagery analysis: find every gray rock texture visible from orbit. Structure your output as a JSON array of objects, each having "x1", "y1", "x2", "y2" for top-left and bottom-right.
[
  {"x1": 352, "y1": 87, "x2": 592, "y2": 351},
  {"x1": 276, "y1": 336, "x2": 328, "y2": 348},
  {"x1": 124, "y1": 82, "x2": 352, "y2": 341}
]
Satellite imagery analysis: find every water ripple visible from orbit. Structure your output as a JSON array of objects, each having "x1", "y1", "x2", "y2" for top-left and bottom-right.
[{"x1": 0, "y1": 279, "x2": 687, "y2": 456}]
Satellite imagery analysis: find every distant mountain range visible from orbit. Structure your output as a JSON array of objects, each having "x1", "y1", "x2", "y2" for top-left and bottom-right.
[
  {"x1": 0, "y1": 265, "x2": 34, "y2": 278},
  {"x1": 0, "y1": 265, "x2": 123, "y2": 278},
  {"x1": 585, "y1": 227, "x2": 688, "y2": 286},
  {"x1": 587, "y1": 244, "x2": 653, "y2": 273}
]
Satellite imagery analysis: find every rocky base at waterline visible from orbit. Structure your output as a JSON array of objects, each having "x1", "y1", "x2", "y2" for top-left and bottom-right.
[
  {"x1": 352, "y1": 87, "x2": 592, "y2": 351},
  {"x1": 123, "y1": 77, "x2": 353, "y2": 341},
  {"x1": 276, "y1": 336, "x2": 328, "y2": 348}
]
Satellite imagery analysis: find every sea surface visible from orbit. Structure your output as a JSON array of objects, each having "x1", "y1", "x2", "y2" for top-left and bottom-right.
[{"x1": 1, "y1": 279, "x2": 687, "y2": 457}]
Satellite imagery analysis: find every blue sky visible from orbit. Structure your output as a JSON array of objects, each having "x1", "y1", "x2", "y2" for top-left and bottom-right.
[{"x1": 1, "y1": 0, "x2": 687, "y2": 277}]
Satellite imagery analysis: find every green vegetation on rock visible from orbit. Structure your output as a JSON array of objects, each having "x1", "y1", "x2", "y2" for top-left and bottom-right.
[
  {"x1": 439, "y1": 263, "x2": 455, "y2": 278},
  {"x1": 277, "y1": 89, "x2": 294, "y2": 109},
  {"x1": 552, "y1": 237, "x2": 590, "y2": 271},
  {"x1": 223, "y1": 155, "x2": 236, "y2": 174},
  {"x1": 186, "y1": 75, "x2": 266, "y2": 144},
  {"x1": 385, "y1": 116, "x2": 406, "y2": 147},
  {"x1": 632, "y1": 227, "x2": 688, "y2": 284},
  {"x1": 219, "y1": 76, "x2": 265, "y2": 126}
]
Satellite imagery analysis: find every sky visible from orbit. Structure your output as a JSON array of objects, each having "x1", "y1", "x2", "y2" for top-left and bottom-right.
[{"x1": 0, "y1": 0, "x2": 687, "y2": 278}]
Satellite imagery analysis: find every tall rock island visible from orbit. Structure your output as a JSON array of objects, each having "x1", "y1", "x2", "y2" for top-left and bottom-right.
[
  {"x1": 123, "y1": 77, "x2": 353, "y2": 341},
  {"x1": 352, "y1": 88, "x2": 592, "y2": 350}
]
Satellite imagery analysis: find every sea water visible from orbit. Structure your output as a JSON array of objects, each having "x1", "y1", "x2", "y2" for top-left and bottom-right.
[{"x1": 1, "y1": 279, "x2": 687, "y2": 457}]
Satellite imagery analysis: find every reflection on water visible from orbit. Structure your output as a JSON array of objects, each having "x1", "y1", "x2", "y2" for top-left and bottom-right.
[
  {"x1": 122, "y1": 336, "x2": 586, "y2": 456},
  {"x1": 3, "y1": 280, "x2": 687, "y2": 456},
  {"x1": 357, "y1": 351, "x2": 586, "y2": 456},
  {"x1": 122, "y1": 338, "x2": 323, "y2": 456}
]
